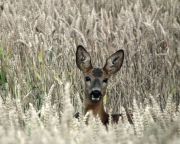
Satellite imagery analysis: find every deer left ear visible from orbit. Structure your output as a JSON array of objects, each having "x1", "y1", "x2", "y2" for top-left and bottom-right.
[{"x1": 103, "y1": 50, "x2": 124, "y2": 75}]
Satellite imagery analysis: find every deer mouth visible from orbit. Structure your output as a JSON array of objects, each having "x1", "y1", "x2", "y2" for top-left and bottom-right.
[{"x1": 91, "y1": 97, "x2": 100, "y2": 101}]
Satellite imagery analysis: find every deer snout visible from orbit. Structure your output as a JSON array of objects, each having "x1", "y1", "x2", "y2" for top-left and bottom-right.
[{"x1": 90, "y1": 90, "x2": 102, "y2": 102}]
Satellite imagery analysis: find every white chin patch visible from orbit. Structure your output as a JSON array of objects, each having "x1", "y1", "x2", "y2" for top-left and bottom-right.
[{"x1": 92, "y1": 97, "x2": 100, "y2": 101}]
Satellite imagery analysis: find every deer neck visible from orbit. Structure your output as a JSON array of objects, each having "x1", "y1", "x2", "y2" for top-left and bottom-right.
[{"x1": 84, "y1": 100, "x2": 109, "y2": 125}]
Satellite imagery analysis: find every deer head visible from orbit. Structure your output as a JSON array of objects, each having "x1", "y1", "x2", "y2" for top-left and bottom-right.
[{"x1": 76, "y1": 45, "x2": 124, "y2": 106}]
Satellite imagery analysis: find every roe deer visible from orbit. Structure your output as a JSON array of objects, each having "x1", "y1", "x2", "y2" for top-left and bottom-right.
[{"x1": 75, "y1": 45, "x2": 132, "y2": 125}]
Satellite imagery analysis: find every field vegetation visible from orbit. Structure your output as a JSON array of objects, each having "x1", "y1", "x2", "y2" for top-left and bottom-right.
[{"x1": 0, "y1": 0, "x2": 180, "y2": 143}]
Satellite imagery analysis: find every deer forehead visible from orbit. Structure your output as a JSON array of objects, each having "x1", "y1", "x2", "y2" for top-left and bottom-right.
[
  {"x1": 85, "y1": 68, "x2": 109, "y2": 79},
  {"x1": 92, "y1": 68, "x2": 103, "y2": 77}
]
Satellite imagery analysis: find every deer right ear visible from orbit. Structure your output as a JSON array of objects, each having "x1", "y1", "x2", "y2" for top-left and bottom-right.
[
  {"x1": 103, "y1": 49, "x2": 124, "y2": 75},
  {"x1": 76, "y1": 45, "x2": 93, "y2": 72}
]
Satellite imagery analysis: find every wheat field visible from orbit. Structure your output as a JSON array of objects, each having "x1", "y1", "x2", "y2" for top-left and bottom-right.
[{"x1": 0, "y1": 0, "x2": 180, "y2": 143}]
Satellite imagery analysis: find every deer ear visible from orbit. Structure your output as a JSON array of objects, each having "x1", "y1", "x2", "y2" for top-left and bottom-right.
[
  {"x1": 103, "y1": 50, "x2": 124, "y2": 75},
  {"x1": 76, "y1": 45, "x2": 93, "y2": 72}
]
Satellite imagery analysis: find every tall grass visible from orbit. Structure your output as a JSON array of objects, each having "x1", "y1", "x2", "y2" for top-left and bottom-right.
[{"x1": 0, "y1": 0, "x2": 179, "y2": 143}]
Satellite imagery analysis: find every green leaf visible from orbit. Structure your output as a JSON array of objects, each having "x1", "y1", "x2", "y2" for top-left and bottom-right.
[
  {"x1": 0, "y1": 70, "x2": 7, "y2": 85},
  {"x1": 0, "y1": 47, "x2": 4, "y2": 59}
]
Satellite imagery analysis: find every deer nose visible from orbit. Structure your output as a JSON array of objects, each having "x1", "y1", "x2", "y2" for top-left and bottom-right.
[
  {"x1": 91, "y1": 90, "x2": 101, "y2": 98},
  {"x1": 90, "y1": 90, "x2": 102, "y2": 101}
]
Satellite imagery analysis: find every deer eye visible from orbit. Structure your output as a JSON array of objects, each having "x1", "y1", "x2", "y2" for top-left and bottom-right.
[
  {"x1": 85, "y1": 76, "x2": 91, "y2": 82},
  {"x1": 103, "y1": 78, "x2": 108, "y2": 83}
]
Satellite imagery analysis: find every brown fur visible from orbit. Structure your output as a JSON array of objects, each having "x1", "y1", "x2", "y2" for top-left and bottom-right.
[{"x1": 84, "y1": 100, "x2": 133, "y2": 125}]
